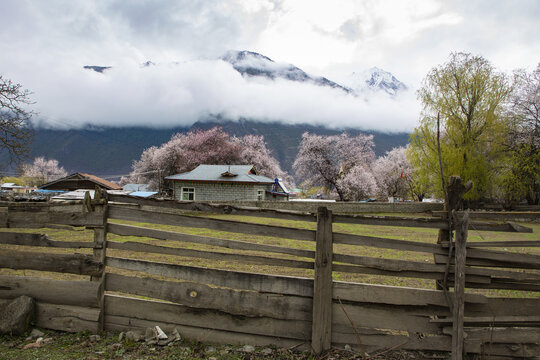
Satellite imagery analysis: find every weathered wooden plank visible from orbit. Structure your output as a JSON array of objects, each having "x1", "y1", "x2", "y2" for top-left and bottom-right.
[
  {"x1": 106, "y1": 257, "x2": 313, "y2": 297},
  {"x1": 334, "y1": 253, "x2": 522, "y2": 281},
  {"x1": 442, "y1": 327, "x2": 540, "y2": 343},
  {"x1": 105, "y1": 273, "x2": 312, "y2": 321},
  {"x1": 0, "y1": 249, "x2": 103, "y2": 276},
  {"x1": 0, "y1": 275, "x2": 100, "y2": 307},
  {"x1": 333, "y1": 334, "x2": 540, "y2": 357},
  {"x1": 108, "y1": 205, "x2": 315, "y2": 242},
  {"x1": 333, "y1": 263, "x2": 491, "y2": 284},
  {"x1": 105, "y1": 294, "x2": 310, "y2": 340},
  {"x1": 7, "y1": 206, "x2": 106, "y2": 228},
  {"x1": 105, "y1": 315, "x2": 309, "y2": 351},
  {"x1": 435, "y1": 249, "x2": 540, "y2": 270},
  {"x1": 332, "y1": 333, "x2": 466, "y2": 353},
  {"x1": 311, "y1": 207, "x2": 333, "y2": 354},
  {"x1": 333, "y1": 213, "x2": 449, "y2": 229},
  {"x1": 107, "y1": 240, "x2": 314, "y2": 270},
  {"x1": 333, "y1": 303, "x2": 441, "y2": 334},
  {"x1": 36, "y1": 302, "x2": 100, "y2": 333},
  {"x1": 109, "y1": 193, "x2": 316, "y2": 222},
  {"x1": 333, "y1": 281, "x2": 487, "y2": 307},
  {"x1": 431, "y1": 316, "x2": 540, "y2": 327},
  {"x1": 107, "y1": 222, "x2": 315, "y2": 259},
  {"x1": 468, "y1": 297, "x2": 540, "y2": 317},
  {"x1": 452, "y1": 212, "x2": 468, "y2": 360},
  {"x1": 0, "y1": 231, "x2": 94, "y2": 249},
  {"x1": 442, "y1": 240, "x2": 540, "y2": 248}
]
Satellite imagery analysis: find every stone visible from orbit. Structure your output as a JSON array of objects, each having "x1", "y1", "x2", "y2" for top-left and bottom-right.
[
  {"x1": 344, "y1": 344, "x2": 352, "y2": 351},
  {"x1": 30, "y1": 328, "x2": 45, "y2": 339},
  {"x1": 107, "y1": 343, "x2": 122, "y2": 351},
  {"x1": 206, "y1": 346, "x2": 217, "y2": 353},
  {"x1": 89, "y1": 334, "x2": 101, "y2": 342},
  {"x1": 260, "y1": 347, "x2": 273, "y2": 355},
  {"x1": 0, "y1": 296, "x2": 35, "y2": 335},
  {"x1": 23, "y1": 342, "x2": 41, "y2": 349},
  {"x1": 240, "y1": 344, "x2": 255, "y2": 353}
]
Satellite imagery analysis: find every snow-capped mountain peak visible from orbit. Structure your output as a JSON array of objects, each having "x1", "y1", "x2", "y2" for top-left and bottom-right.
[
  {"x1": 347, "y1": 67, "x2": 407, "y2": 96},
  {"x1": 221, "y1": 50, "x2": 351, "y2": 93}
]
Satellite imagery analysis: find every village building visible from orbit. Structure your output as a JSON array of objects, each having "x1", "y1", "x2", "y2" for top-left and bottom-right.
[
  {"x1": 165, "y1": 164, "x2": 288, "y2": 202},
  {"x1": 39, "y1": 172, "x2": 121, "y2": 192}
]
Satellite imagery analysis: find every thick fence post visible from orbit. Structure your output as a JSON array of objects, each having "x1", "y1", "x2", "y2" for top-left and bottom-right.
[
  {"x1": 311, "y1": 207, "x2": 333, "y2": 354},
  {"x1": 91, "y1": 189, "x2": 108, "y2": 332},
  {"x1": 452, "y1": 210, "x2": 469, "y2": 360}
]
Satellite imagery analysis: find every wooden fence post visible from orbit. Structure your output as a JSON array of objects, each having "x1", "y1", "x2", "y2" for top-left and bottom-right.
[
  {"x1": 91, "y1": 189, "x2": 108, "y2": 332},
  {"x1": 452, "y1": 210, "x2": 469, "y2": 360},
  {"x1": 311, "y1": 207, "x2": 333, "y2": 354}
]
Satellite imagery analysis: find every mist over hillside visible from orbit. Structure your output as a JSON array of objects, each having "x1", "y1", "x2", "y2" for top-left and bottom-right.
[{"x1": 13, "y1": 120, "x2": 409, "y2": 179}]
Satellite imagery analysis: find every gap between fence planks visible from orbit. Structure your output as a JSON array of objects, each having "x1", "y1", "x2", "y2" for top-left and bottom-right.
[
  {"x1": 108, "y1": 205, "x2": 316, "y2": 242},
  {"x1": 0, "y1": 249, "x2": 103, "y2": 276},
  {"x1": 107, "y1": 240, "x2": 314, "y2": 270},
  {"x1": 107, "y1": 222, "x2": 314, "y2": 258}
]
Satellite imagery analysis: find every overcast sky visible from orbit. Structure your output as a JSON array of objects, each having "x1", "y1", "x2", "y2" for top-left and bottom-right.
[{"x1": 1, "y1": 0, "x2": 539, "y2": 132}]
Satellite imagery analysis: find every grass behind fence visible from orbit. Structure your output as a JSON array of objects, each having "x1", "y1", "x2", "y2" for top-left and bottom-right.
[{"x1": 1, "y1": 212, "x2": 538, "y2": 297}]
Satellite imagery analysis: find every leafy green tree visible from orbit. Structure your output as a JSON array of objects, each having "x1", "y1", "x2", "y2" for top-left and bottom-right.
[{"x1": 408, "y1": 52, "x2": 510, "y2": 201}]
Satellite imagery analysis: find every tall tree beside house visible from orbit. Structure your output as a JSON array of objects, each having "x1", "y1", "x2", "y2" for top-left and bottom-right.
[
  {"x1": 498, "y1": 63, "x2": 540, "y2": 204},
  {"x1": 408, "y1": 52, "x2": 510, "y2": 201},
  {"x1": 21, "y1": 157, "x2": 67, "y2": 186},
  {"x1": 0, "y1": 76, "x2": 34, "y2": 162},
  {"x1": 293, "y1": 132, "x2": 376, "y2": 201},
  {"x1": 130, "y1": 127, "x2": 290, "y2": 190}
]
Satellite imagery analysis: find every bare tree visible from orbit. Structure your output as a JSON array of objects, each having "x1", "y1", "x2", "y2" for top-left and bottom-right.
[{"x1": 0, "y1": 76, "x2": 34, "y2": 162}]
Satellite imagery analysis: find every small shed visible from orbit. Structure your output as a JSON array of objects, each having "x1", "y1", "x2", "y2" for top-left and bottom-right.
[
  {"x1": 165, "y1": 164, "x2": 288, "y2": 202},
  {"x1": 39, "y1": 172, "x2": 121, "y2": 191}
]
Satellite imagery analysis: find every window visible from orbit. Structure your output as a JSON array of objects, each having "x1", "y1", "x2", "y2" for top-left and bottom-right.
[
  {"x1": 181, "y1": 187, "x2": 195, "y2": 201},
  {"x1": 257, "y1": 189, "x2": 265, "y2": 201}
]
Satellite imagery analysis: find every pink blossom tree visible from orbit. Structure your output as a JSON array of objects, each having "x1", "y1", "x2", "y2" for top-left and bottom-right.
[
  {"x1": 129, "y1": 127, "x2": 290, "y2": 191},
  {"x1": 337, "y1": 165, "x2": 378, "y2": 201},
  {"x1": 373, "y1": 146, "x2": 411, "y2": 199},
  {"x1": 21, "y1": 157, "x2": 67, "y2": 186},
  {"x1": 234, "y1": 134, "x2": 293, "y2": 185},
  {"x1": 293, "y1": 132, "x2": 376, "y2": 201}
]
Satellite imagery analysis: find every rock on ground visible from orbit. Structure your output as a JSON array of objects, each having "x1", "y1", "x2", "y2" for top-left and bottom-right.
[{"x1": 0, "y1": 296, "x2": 35, "y2": 336}]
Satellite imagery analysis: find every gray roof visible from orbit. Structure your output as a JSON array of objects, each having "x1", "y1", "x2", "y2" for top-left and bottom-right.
[{"x1": 165, "y1": 164, "x2": 274, "y2": 184}]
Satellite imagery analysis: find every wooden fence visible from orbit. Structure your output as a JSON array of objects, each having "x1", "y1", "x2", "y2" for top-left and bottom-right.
[{"x1": 0, "y1": 190, "x2": 539, "y2": 359}]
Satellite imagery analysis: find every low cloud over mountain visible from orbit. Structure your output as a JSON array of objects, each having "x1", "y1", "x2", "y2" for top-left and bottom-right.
[{"x1": 31, "y1": 50, "x2": 418, "y2": 133}]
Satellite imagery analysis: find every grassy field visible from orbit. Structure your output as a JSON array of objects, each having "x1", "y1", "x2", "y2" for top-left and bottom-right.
[{"x1": 0, "y1": 211, "x2": 538, "y2": 296}]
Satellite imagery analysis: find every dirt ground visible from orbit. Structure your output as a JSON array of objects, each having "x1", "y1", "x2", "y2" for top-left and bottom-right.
[{"x1": 0, "y1": 328, "x2": 453, "y2": 360}]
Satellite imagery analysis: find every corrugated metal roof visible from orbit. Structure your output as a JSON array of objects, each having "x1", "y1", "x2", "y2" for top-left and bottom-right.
[
  {"x1": 39, "y1": 172, "x2": 122, "y2": 190},
  {"x1": 165, "y1": 165, "x2": 274, "y2": 184},
  {"x1": 130, "y1": 191, "x2": 158, "y2": 198}
]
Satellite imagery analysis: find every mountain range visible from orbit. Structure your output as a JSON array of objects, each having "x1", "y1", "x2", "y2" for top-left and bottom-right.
[{"x1": 2, "y1": 51, "x2": 410, "y2": 180}]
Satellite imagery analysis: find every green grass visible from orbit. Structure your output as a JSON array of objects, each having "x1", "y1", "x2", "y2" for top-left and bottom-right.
[{"x1": 0, "y1": 212, "x2": 538, "y2": 296}]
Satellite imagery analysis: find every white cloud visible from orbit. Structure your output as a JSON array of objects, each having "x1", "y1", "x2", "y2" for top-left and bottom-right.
[
  {"x1": 26, "y1": 60, "x2": 419, "y2": 132},
  {"x1": 0, "y1": 0, "x2": 538, "y2": 134}
]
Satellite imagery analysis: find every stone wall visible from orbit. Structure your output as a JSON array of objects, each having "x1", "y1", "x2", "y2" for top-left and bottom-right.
[{"x1": 172, "y1": 181, "x2": 273, "y2": 202}]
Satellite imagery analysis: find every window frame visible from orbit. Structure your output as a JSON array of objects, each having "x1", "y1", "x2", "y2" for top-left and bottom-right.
[{"x1": 181, "y1": 187, "x2": 195, "y2": 201}]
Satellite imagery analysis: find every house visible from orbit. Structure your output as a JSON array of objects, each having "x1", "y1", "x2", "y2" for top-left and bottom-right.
[
  {"x1": 1, "y1": 183, "x2": 27, "y2": 193},
  {"x1": 165, "y1": 164, "x2": 289, "y2": 202},
  {"x1": 39, "y1": 172, "x2": 122, "y2": 191}
]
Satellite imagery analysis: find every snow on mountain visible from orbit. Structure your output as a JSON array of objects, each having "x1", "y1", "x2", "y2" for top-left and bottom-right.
[
  {"x1": 221, "y1": 50, "x2": 352, "y2": 93},
  {"x1": 345, "y1": 67, "x2": 407, "y2": 96}
]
